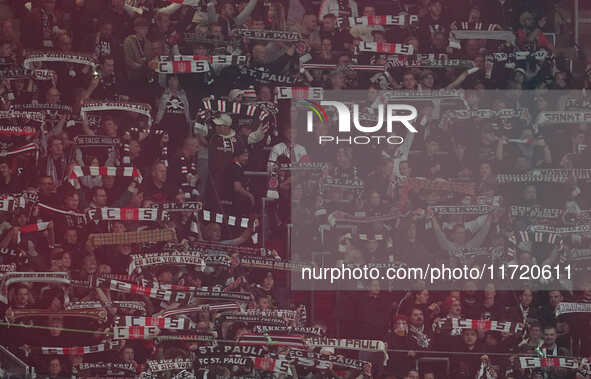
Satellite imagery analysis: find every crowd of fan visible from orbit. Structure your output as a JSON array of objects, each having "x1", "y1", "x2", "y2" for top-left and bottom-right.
[{"x1": 1, "y1": 0, "x2": 591, "y2": 378}]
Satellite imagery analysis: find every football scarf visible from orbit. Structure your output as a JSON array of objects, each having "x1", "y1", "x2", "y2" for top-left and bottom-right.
[
  {"x1": 160, "y1": 303, "x2": 241, "y2": 318},
  {"x1": 73, "y1": 135, "x2": 120, "y2": 146},
  {"x1": 434, "y1": 318, "x2": 524, "y2": 334},
  {"x1": 431, "y1": 204, "x2": 496, "y2": 215},
  {"x1": 286, "y1": 349, "x2": 371, "y2": 373},
  {"x1": 274, "y1": 87, "x2": 324, "y2": 100},
  {"x1": 450, "y1": 30, "x2": 516, "y2": 46},
  {"x1": 68, "y1": 166, "x2": 142, "y2": 182},
  {"x1": 112, "y1": 326, "x2": 160, "y2": 340},
  {"x1": 305, "y1": 337, "x2": 389, "y2": 365},
  {"x1": 450, "y1": 247, "x2": 504, "y2": 263},
  {"x1": 0, "y1": 111, "x2": 44, "y2": 137},
  {"x1": 555, "y1": 302, "x2": 591, "y2": 317},
  {"x1": 16, "y1": 221, "x2": 49, "y2": 234},
  {"x1": 194, "y1": 209, "x2": 257, "y2": 228},
  {"x1": 73, "y1": 362, "x2": 139, "y2": 375},
  {"x1": 188, "y1": 240, "x2": 276, "y2": 257},
  {"x1": 239, "y1": 334, "x2": 307, "y2": 349},
  {"x1": 198, "y1": 97, "x2": 272, "y2": 122},
  {"x1": 0, "y1": 272, "x2": 69, "y2": 303},
  {"x1": 386, "y1": 56, "x2": 474, "y2": 69},
  {"x1": 127, "y1": 251, "x2": 205, "y2": 275},
  {"x1": 452, "y1": 22, "x2": 501, "y2": 31},
  {"x1": 497, "y1": 169, "x2": 591, "y2": 184},
  {"x1": 358, "y1": 41, "x2": 414, "y2": 55},
  {"x1": 233, "y1": 29, "x2": 302, "y2": 41},
  {"x1": 327, "y1": 210, "x2": 401, "y2": 226},
  {"x1": 239, "y1": 257, "x2": 312, "y2": 272},
  {"x1": 5, "y1": 307, "x2": 107, "y2": 324},
  {"x1": 238, "y1": 308, "x2": 305, "y2": 323},
  {"x1": 80, "y1": 101, "x2": 152, "y2": 125},
  {"x1": 65, "y1": 300, "x2": 147, "y2": 316},
  {"x1": 88, "y1": 207, "x2": 168, "y2": 222},
  {"x1": 157, "y1": 334, "x2": 216, "y2": 343},
  {"x1": 528, "y1": 224, "x2": 591, "y2": 234},
  {"x1": 203, "y1": 253, "x2": 232, "y2": 267},
  {"x1": 510, "y1": 206, "x2": 563, "y2": 219},
  {"x1": 508, "y1": 229, "x2": 562, "y2": 245},
  {"x1": 253, "y1": 325, "x2": 325, "y2": 337},
  {"x1": 23, "y1": 50, "x2": 97, "y2": 69},
  {"x1": 302, "y1": 63, "x2": 385, "y2": 71},
  {"x1": 322, "y1": 177, "x2": 365, "y2": 190},
  {"x1": 196, "y1": 355, "x2": 252, "y2": 367},
  {"x1": 238, "y1": 67, "x2": 298, "y2": 85},
  {"x1": 0, "y1": 142, "x2": 39, "y2": 158},
  {"x1": 194, "y1": 343, "x2": 267, "y2": 357},
  {"x1": 40, "y1": 340, "x2": 122, "y2": 355},
  {"x1": 115, "y1": 316, "x2": 195, "y2": 330},
  {"x1": 155, "y1": 55, "x2": 246, "y2": 74},
  {"x1": 401, "y1": 177, "x2": 476, "y2": 195},
  {"x1": 37, "y1": 202, "x2": 88, "y2": 227},
  {"x1": 487, "y1": 50, "x2": 554, "y2": 71},
  {"x1": 349, "y1": 14, "x2": 418, "y2": 26},
  {"x1": 565, "y1": 248, "x2": 591, "y2": 264},
  {"x1": 519, "y1": 356, "x2": 586, "y2": 372},
  {"x1": 0, "y1": 67, "x2": 55, "y2": 81},
  {"x1": 446, "y1": 108, "x2": 530, "y2": 120},
  {"x1": 151, "y1": 201, "x2": 202, "y2": 212},
  {"x1": 12, "y1": 103, "x2": 72, "y2": 117},
  {"x1": 84, "y1": 278, "x2": 195, "y2": 304},
  {"x1": 534, "y1": 111, "x2": 591, "y2": 132},
  {"x1": 215, "y1": 312, "x2": 289, "y2": 327}
]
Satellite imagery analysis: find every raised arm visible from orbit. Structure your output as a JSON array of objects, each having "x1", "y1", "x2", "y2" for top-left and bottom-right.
[
  {"x1": 207, "y1": 0, "x2": 219, "y2": 23},
  {"x1": 465, "y1": 213, "x2": 493, "y2": 248},
  {"x1": 235, "y1": 0, "x2": 259, "y2": 26}
]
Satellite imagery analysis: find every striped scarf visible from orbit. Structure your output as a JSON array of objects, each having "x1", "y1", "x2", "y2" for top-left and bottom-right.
[
  {"x1": 0, "y1": 143, "x2": 38, "y2": 160},
  {"x1": 80, "y1": 101, "x2": 152, "y2": 125},
  {"x1": 193, "y1": 209, "x2": 257, "y2": 228},
  {"x1": 155, "y1": 55, "x2": 246, "y2": 74},
  {"x1": 113, "y1": 326, "x2": 160, "y2": 340},
  {"x1": 23, "y1": 51, "x2": 97, "y2": 70},
  {"x1": 275, "y1": 87, "x2": 324, "y2": 100},
  {"x1": 115, "y1": 316, "x2": 195, "y2": 330},
  {"x1": 89, "y1": 207, "x2": 168, "y2": 222},
  {"x1": 68, "y1": 165, "x2": 142, "y2": 182},
  {"x1": 349, "y1": 14, "x2": 418, "y2": 26},
  {"x1": 555, "y1": 302, "x2": 591, "y2": 317},
  {"x1": 40, "y1": 340, "x2": 122, "y2": 355},
  {"x1": 434, "y1": 318, "x2": 524, "y2": 334},
  {"x1": 198, "y1": 97, "x2": 273, "y2": 122},
  {"x1": 358, "y1": 41, "x2": 414, "y2": 55}
]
